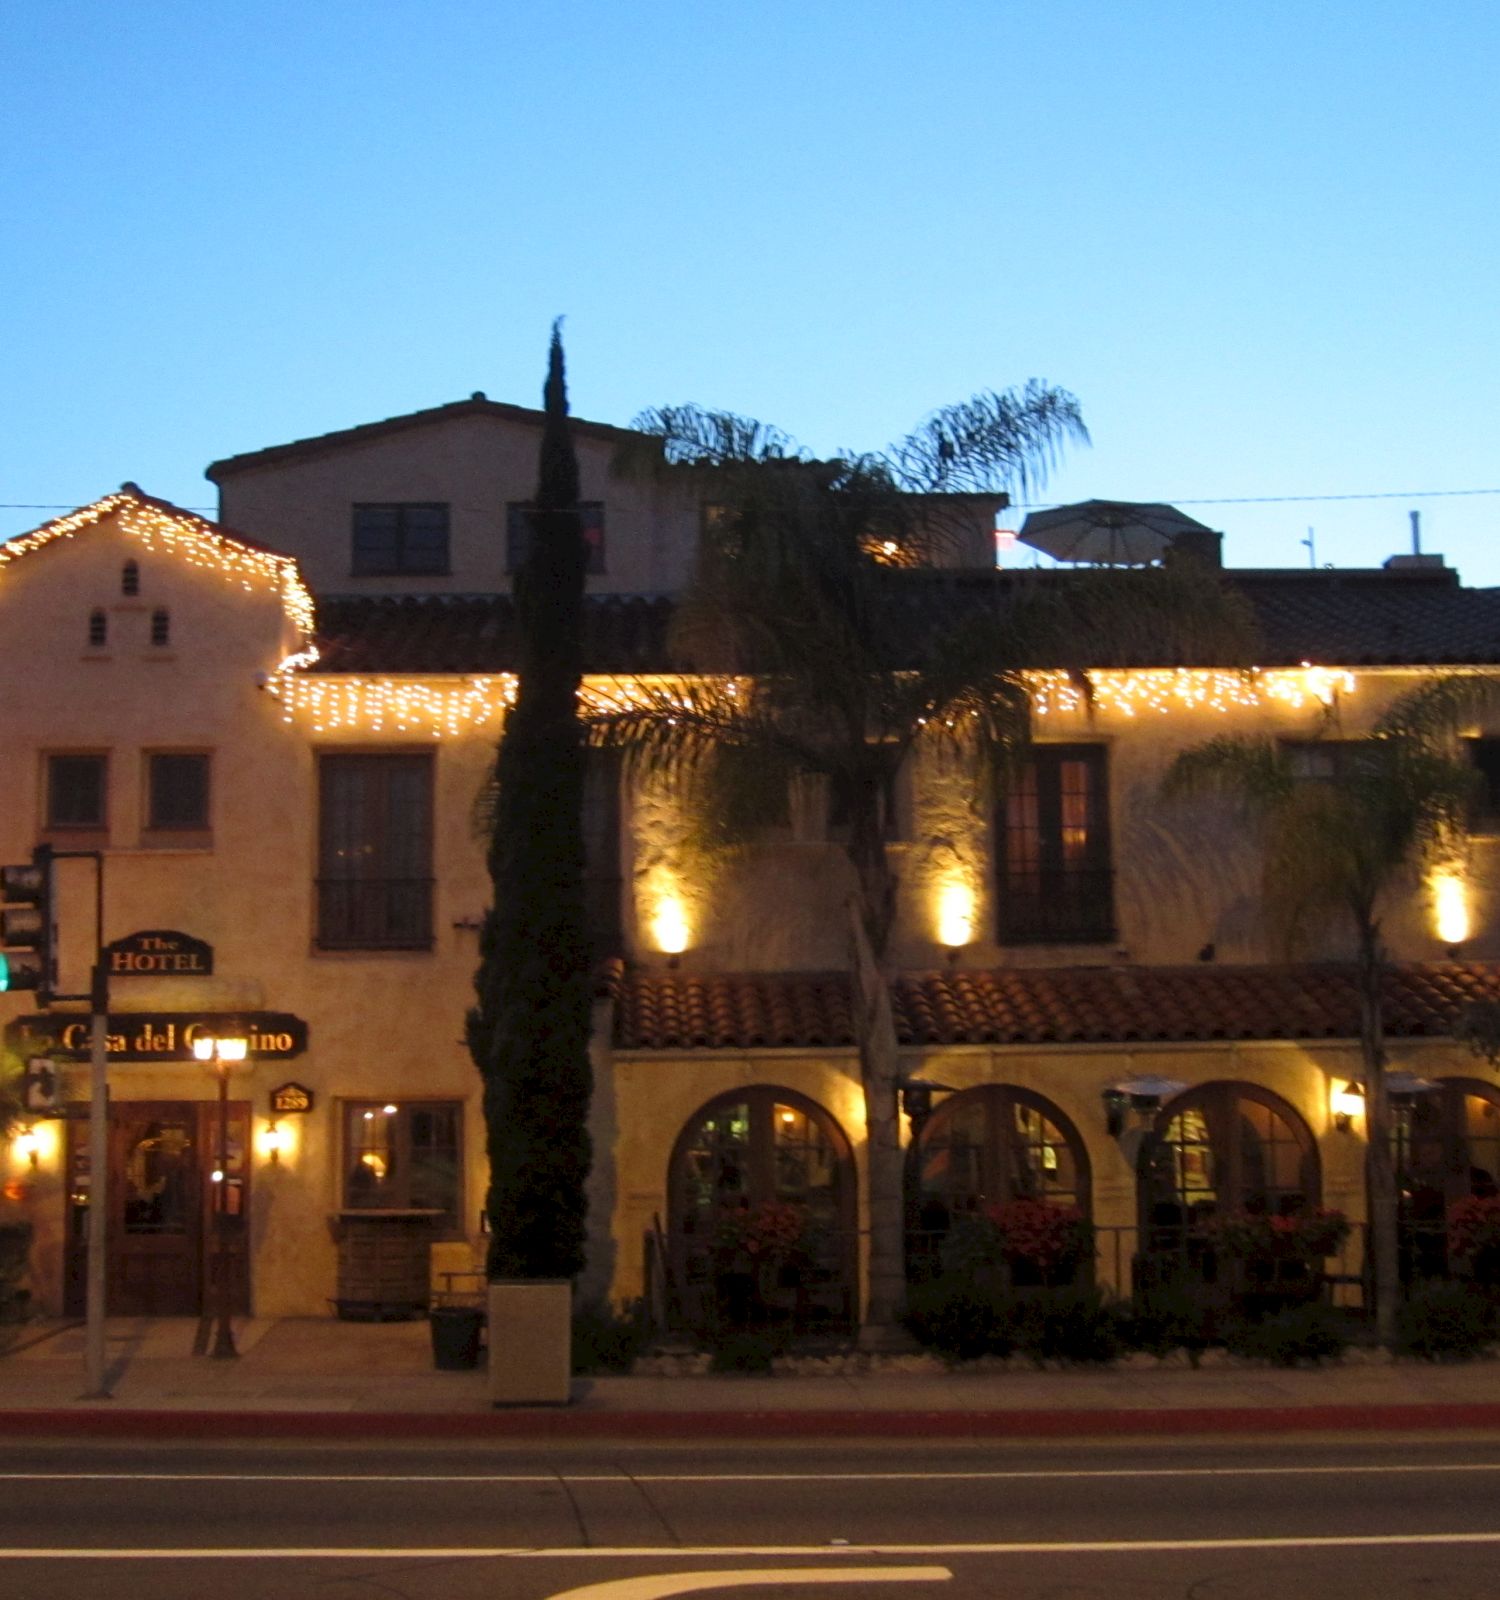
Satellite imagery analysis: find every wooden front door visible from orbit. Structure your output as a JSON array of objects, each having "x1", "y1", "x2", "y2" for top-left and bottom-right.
[{"x1": 65, "y1": 1100, "x2": 251, "y2": 1317}]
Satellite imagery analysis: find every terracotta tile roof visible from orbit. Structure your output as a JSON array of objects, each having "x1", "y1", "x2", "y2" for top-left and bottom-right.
[
  {"x1": 608, "y1": 961, "x2": 1500, "y2": 1051},
  {"x1": 302, "y1": 565, "x2": 1500, "y2": 676},
  {"x1": 611, "y1": 970, "x2": 859, "y2": 1050},
  {"x1": 313, "y1": 592, "x2": 675, "y2": 674},
  {"x1": 205, "y1": 395, "x2": 636, "y2": 478}
]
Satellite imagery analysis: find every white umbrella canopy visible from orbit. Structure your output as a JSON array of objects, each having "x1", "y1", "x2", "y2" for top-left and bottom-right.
[{"x1": 1018, "y1": 499, "x2": 1218, "y2": 565}]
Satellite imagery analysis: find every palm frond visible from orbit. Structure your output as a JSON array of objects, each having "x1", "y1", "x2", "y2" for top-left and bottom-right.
[
  {"x1": 1161, "y1": 736, "x2": 1293, "y2": 810},
  {"x1": 887, "y1": 382, "x2": 1089, "y2": 497},
  {"x1": 1374, "y1": 674, "x2": 1500, "y2": 747}
]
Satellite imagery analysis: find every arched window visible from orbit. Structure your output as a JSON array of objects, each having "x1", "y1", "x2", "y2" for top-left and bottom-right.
[
  {"x1": 667, "y1": 1087, "x2": 855, "y2": 1333},
  {"x1": 150, "y1": 608, "x2": 170, "y2": 647},
  {"x1": 121, "y1": 560, "x2": 139, "y2": 596},
  {"x1": 907, "y1": 1085, "x2": 1090, "y2": 1276},
  {"x1": 1139, "y1": 1082, "x2": 1319, "y2": 1245},
  {"x1": 88, "y1": 609, "x2": 107, "y2": 648},
  {"x1": 1396, "y1": 1077, "x2": 1500, "y2": 1279}
]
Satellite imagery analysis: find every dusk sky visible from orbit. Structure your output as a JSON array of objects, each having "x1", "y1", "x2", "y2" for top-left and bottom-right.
[{"x1": 6, "y1": 2, "x2": 1496, "y2": 580}]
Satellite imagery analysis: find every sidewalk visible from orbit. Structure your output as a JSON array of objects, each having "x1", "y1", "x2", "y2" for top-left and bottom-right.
[{"x1": 3, "y1": 1316, "x2": 1500, "y2": 1439}]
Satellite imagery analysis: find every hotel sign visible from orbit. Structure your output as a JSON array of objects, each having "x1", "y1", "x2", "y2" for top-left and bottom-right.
[
  {"x1": 5, "y1": 1012, "x2": 309, "y2": 1063},
  {"x1": 106, "y1": 930, "x2": 214, "y2": 977}
]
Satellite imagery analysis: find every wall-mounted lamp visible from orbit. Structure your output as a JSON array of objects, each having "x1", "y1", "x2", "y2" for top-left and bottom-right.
[
  {"x1": 899, "y1": 1078, "x2": 958, "y2": 1134},
  {"x1": 262, "y1": 1122, "x2": 286, "y2": 1164},
  {"x1": 1331, "y1": 1079, "x2": 1365, "y2": 1133},
  {"x1": 12, "y1": 1126, "x2": 39, "y2": 1170}
]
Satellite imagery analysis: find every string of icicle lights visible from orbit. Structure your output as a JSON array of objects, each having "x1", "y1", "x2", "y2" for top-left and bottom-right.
[
  {"x1": 264, "y1": 664, "x2": 1353, "y2": 737},
  {"x1": 0, "y1": 488, "x2": 317, "y2": 639}
]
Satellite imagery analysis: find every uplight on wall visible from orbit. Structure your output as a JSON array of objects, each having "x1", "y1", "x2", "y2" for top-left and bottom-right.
[
  {"x1": 1431, "y1": 869, "x2": 1471, "y2": 947},
  {"x1": 651, "y1": 892, "x2": 691, "y2": 959},
  {"x1": 935, "y1": 878, "x2": 976, "y2": 952}
]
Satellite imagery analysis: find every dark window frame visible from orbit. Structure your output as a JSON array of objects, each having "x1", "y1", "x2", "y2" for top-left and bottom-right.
[
  {"x1": 350, "y1": 503, "x2": 451, "y2": 578},
  {"x1": 87, "y1": 610, "x2": 108, "y2": 648},
  {"x1": 316, "y1": 752, "x2": 435, "y2": 951},
  {"x1": 342, "y1": 1098, "x2": 463, "y2": 1233},
  {"x1": 1464, "y1": 737, "x2": 1500, "y2": 831},
  {"x1": 45, "y1": 752, "x2": 109, "y2": 831},
  {"x1": 996, "y1": 743, "x2": 1115, "y2": 944},
  {"x1": 145, "y1": 751, "x2": 211, "y2": 833},
  {"x1": 505, "y1": 501, "x2": 606, "y2": 575}
]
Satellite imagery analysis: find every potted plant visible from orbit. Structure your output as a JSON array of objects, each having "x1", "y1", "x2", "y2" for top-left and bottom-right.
[
  {"x1": 712, "y1": 1199, "x2": 808, "y2": 1326},
  {"x1": 983, "y1": 1199, "x2": 1095, "y2": 1288}
]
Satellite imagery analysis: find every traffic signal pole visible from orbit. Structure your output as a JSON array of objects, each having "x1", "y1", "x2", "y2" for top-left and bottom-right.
[{"x1": 84, "y1": 957, "x2": 109, "y2": 1399}]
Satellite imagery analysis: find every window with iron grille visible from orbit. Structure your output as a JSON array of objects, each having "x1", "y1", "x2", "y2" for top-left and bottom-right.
[
  {"x1": 351, "y1": 503, "x2": 450, "y2": 577},
  {"x1": 150, "y1": 608, "x2": 171, "y2": 647},
  {"x1": 87, "y1": 610, "x2": 107, "y2": 648},
  {"x1": 996, "y1": 744, "x2": 1114, "y2": 944},
  {"x1": 505, "y1": 502, "x2": 606, "y2": 574},
  {"x1": 1464, "y1": 737, "x2": 1500, "y2": 831},
  {"x1": 147, "y1": 753, "x2": 210, "y2": 831},
  {"x1": 317, "y1": 754, "x2": 434, "y2": 949},
  {"x1": 121, "y1": 560, "x2": 139, "y2": 596}
]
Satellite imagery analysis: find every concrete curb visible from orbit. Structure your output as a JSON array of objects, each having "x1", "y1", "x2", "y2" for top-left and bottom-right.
[{"x1": 4, "y1": 1403, "x2": 1500, "y2": 1440}]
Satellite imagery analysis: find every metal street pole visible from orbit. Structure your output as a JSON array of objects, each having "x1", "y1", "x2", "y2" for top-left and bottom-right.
[
  {"x1": 83, "y1": 958, "x2": 109, "y2": 1399},
  {"x1": 211, "y1": 1053, "x2": 236, "y2": 1359}
]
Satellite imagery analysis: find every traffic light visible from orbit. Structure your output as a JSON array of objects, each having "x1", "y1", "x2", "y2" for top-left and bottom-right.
[{"x1": 0, "y1": 847, "x2": 54, "y2": 1002}]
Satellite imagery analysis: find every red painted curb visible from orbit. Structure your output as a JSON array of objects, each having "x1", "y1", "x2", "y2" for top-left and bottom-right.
[{"x1": 2, "y1": 1403, "x2": 1500, "y2": 1439}]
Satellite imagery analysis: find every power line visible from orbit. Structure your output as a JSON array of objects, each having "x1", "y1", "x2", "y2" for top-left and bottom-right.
[{"x1": 1014, "y1": 487, "x2": 1500, "y2": 510}]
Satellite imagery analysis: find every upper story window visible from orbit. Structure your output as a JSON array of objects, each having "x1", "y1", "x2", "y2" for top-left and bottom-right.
[
  {"x1": 87, "y1": 610, "x2": 107, "y2": 648},
  {"x1": 46, "y1": 753, "x2": 107, "y2": 831},
  {"x1": 317, "y1": 753, "x2": 434, "y2": 950},
  {"x1": 147, "y1": 753, "x2": 210, "y2": 832},
  {"x1": 150, "y1": 608, "x2": 171, "y2": 647},
  {"x1": 1281, "y1": 739, "x2": 1370, "y2": 784},
  {"x1": 505, "y1": 502, "x2": 605, "y2": 575},
  {"x1": 1464, "y1": 738, "x2": 1500, "y2": 831},
  {"x1": 351, "y1": 503, "x2": 450, "y2": 578},
  {"x1": 996, "y1": 744, "x2": 1114, "y2": 944},
  {"x1": 121, "y1": 560, "x2": 140, "y2": 596}
]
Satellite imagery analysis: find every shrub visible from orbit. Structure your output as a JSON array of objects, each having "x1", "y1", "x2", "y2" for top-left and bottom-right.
[
  {"x1": 1393, "y1": 1280, "x2": 1499, "y2": 1362},
  {"x1": 1125, "y1": 1276, "x2": 1215, "y2": 1366},
  {"x1": 1014, "y1": 1287, "x2": 1124, "y2": 1368},
  {"x1": 706, "y1": 1326, "x2": 790, "y2": 1375},
  {"x1": 903, "y1": 1274, "x2": 1015, "y2": 1362},
  {"x1": 0, "y1": 1221, "x2": 31, "y2": 1327},
  {"x1": 1222, "y1": 1301, "x2": 1350, "y2": 1366},
  {"x1": 1447, "y1": 1196, "x2": 1500, "y2": 1264},
  {"x1": 571, "y1": 1299, "x2": 651, "y2": 1375},
  {"x1": 1211, "y1": 1209, "x2": 1350, "y2": 1261}
]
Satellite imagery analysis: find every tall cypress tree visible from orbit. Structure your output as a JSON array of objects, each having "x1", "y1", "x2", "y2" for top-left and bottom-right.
[{"x1": 467, "y1": 322, "x2": 592, "y2": 1280}]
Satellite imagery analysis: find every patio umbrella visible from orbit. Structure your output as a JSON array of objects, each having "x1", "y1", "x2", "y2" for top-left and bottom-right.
[{"x1": 1018, "y1": 499, "x2": 1217, "y2": 566}]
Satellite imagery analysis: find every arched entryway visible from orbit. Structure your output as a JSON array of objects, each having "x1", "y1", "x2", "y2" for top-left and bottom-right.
[
  {"x1": 1397, "y1": 1076, "x2": 1500, "y2": 1278},
  {"x1": 906, "y1": 1085, "x2": 1091, "y2": 1279},
  {"x1": 667, "y1": 1087, "x2": 856, "y2": 1333},
  {"x1": 1137, "y1": 1081, "x2": 1321, "y2": 1299},
  {"x1": 1140, "y1": 1082, "x2": 1320, "y2": 1235}
]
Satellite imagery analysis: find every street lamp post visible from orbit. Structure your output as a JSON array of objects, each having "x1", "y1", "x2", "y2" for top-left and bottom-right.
[{"x1": 193, "y1": 1030, "x2": 248, "y2": 1359}]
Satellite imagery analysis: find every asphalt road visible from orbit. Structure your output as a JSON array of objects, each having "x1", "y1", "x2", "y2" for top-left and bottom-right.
[{"x1": 3, "y1": 1434, "x2": 1500, "y2": 1599}]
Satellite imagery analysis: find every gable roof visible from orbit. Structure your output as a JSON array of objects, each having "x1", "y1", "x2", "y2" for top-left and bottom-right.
[
  {"x1": 606, "y1": 960, "x2": 1500, "y2": 1051},
  {"x1": 205, "y1": 395, "x2": 638, "y2": 480},
  {"x1": 1, "y1": 485, "x2": 314, "y2": 638}
]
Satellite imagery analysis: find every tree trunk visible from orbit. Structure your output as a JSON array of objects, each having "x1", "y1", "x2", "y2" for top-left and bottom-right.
[
  {"x1": 1357, "y1": 921, "x2": 1399, "y2": 1347},
  {"x1": 848, "y1": 898, "x2": 908, "y2": 1348}
]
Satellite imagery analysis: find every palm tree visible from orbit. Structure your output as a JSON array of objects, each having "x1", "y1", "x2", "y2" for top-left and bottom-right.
[
  {"x1": 1162, "y1": 675, "x2": 1496, "y2": 1345},
  {"x1": 595, "y1": 389, "x2": 1254, "y2": 1340}
]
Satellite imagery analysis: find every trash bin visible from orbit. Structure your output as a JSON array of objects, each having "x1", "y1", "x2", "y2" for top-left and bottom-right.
[{"x1": 429, "y1": 1304, "x2": 485, "y2": 1370}]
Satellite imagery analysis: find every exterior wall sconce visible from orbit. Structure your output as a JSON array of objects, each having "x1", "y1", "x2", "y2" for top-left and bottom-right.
[
  {"x1": 262, "y1": 1121, "x2": 286, "y2": 1164},
  {"x1": 1331, "y1": 1079, "x2": 1365, "y2": 1133},
  {"x1": 12, "y1": 1126, "x2": 39, "y2": 1170},
  {"x1": 899, "y1": 1078, "x2": 958, "y2": 1135}
]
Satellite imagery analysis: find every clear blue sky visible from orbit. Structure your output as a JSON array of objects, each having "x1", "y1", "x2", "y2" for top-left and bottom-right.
[{"x1": 5, "y1": 2, "x2": 1497, "y2": 579}]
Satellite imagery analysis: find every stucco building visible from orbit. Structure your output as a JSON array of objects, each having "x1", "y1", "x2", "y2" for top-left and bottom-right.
[{"x1": 4, "y1": 396, "x2": 1500, "y2": 1331}]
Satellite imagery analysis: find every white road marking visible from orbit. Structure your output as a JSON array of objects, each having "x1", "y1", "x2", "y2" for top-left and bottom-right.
[
  {"x1": 538, "y1": 1568, "x2": 951, "y2": 1600},
  {"x1": 2, "y1": 1461, "x2": 1500, "y2": 1485},
  {"x1": 5, "y1": 1535, "x2": 1500, "y2": 1559}
]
